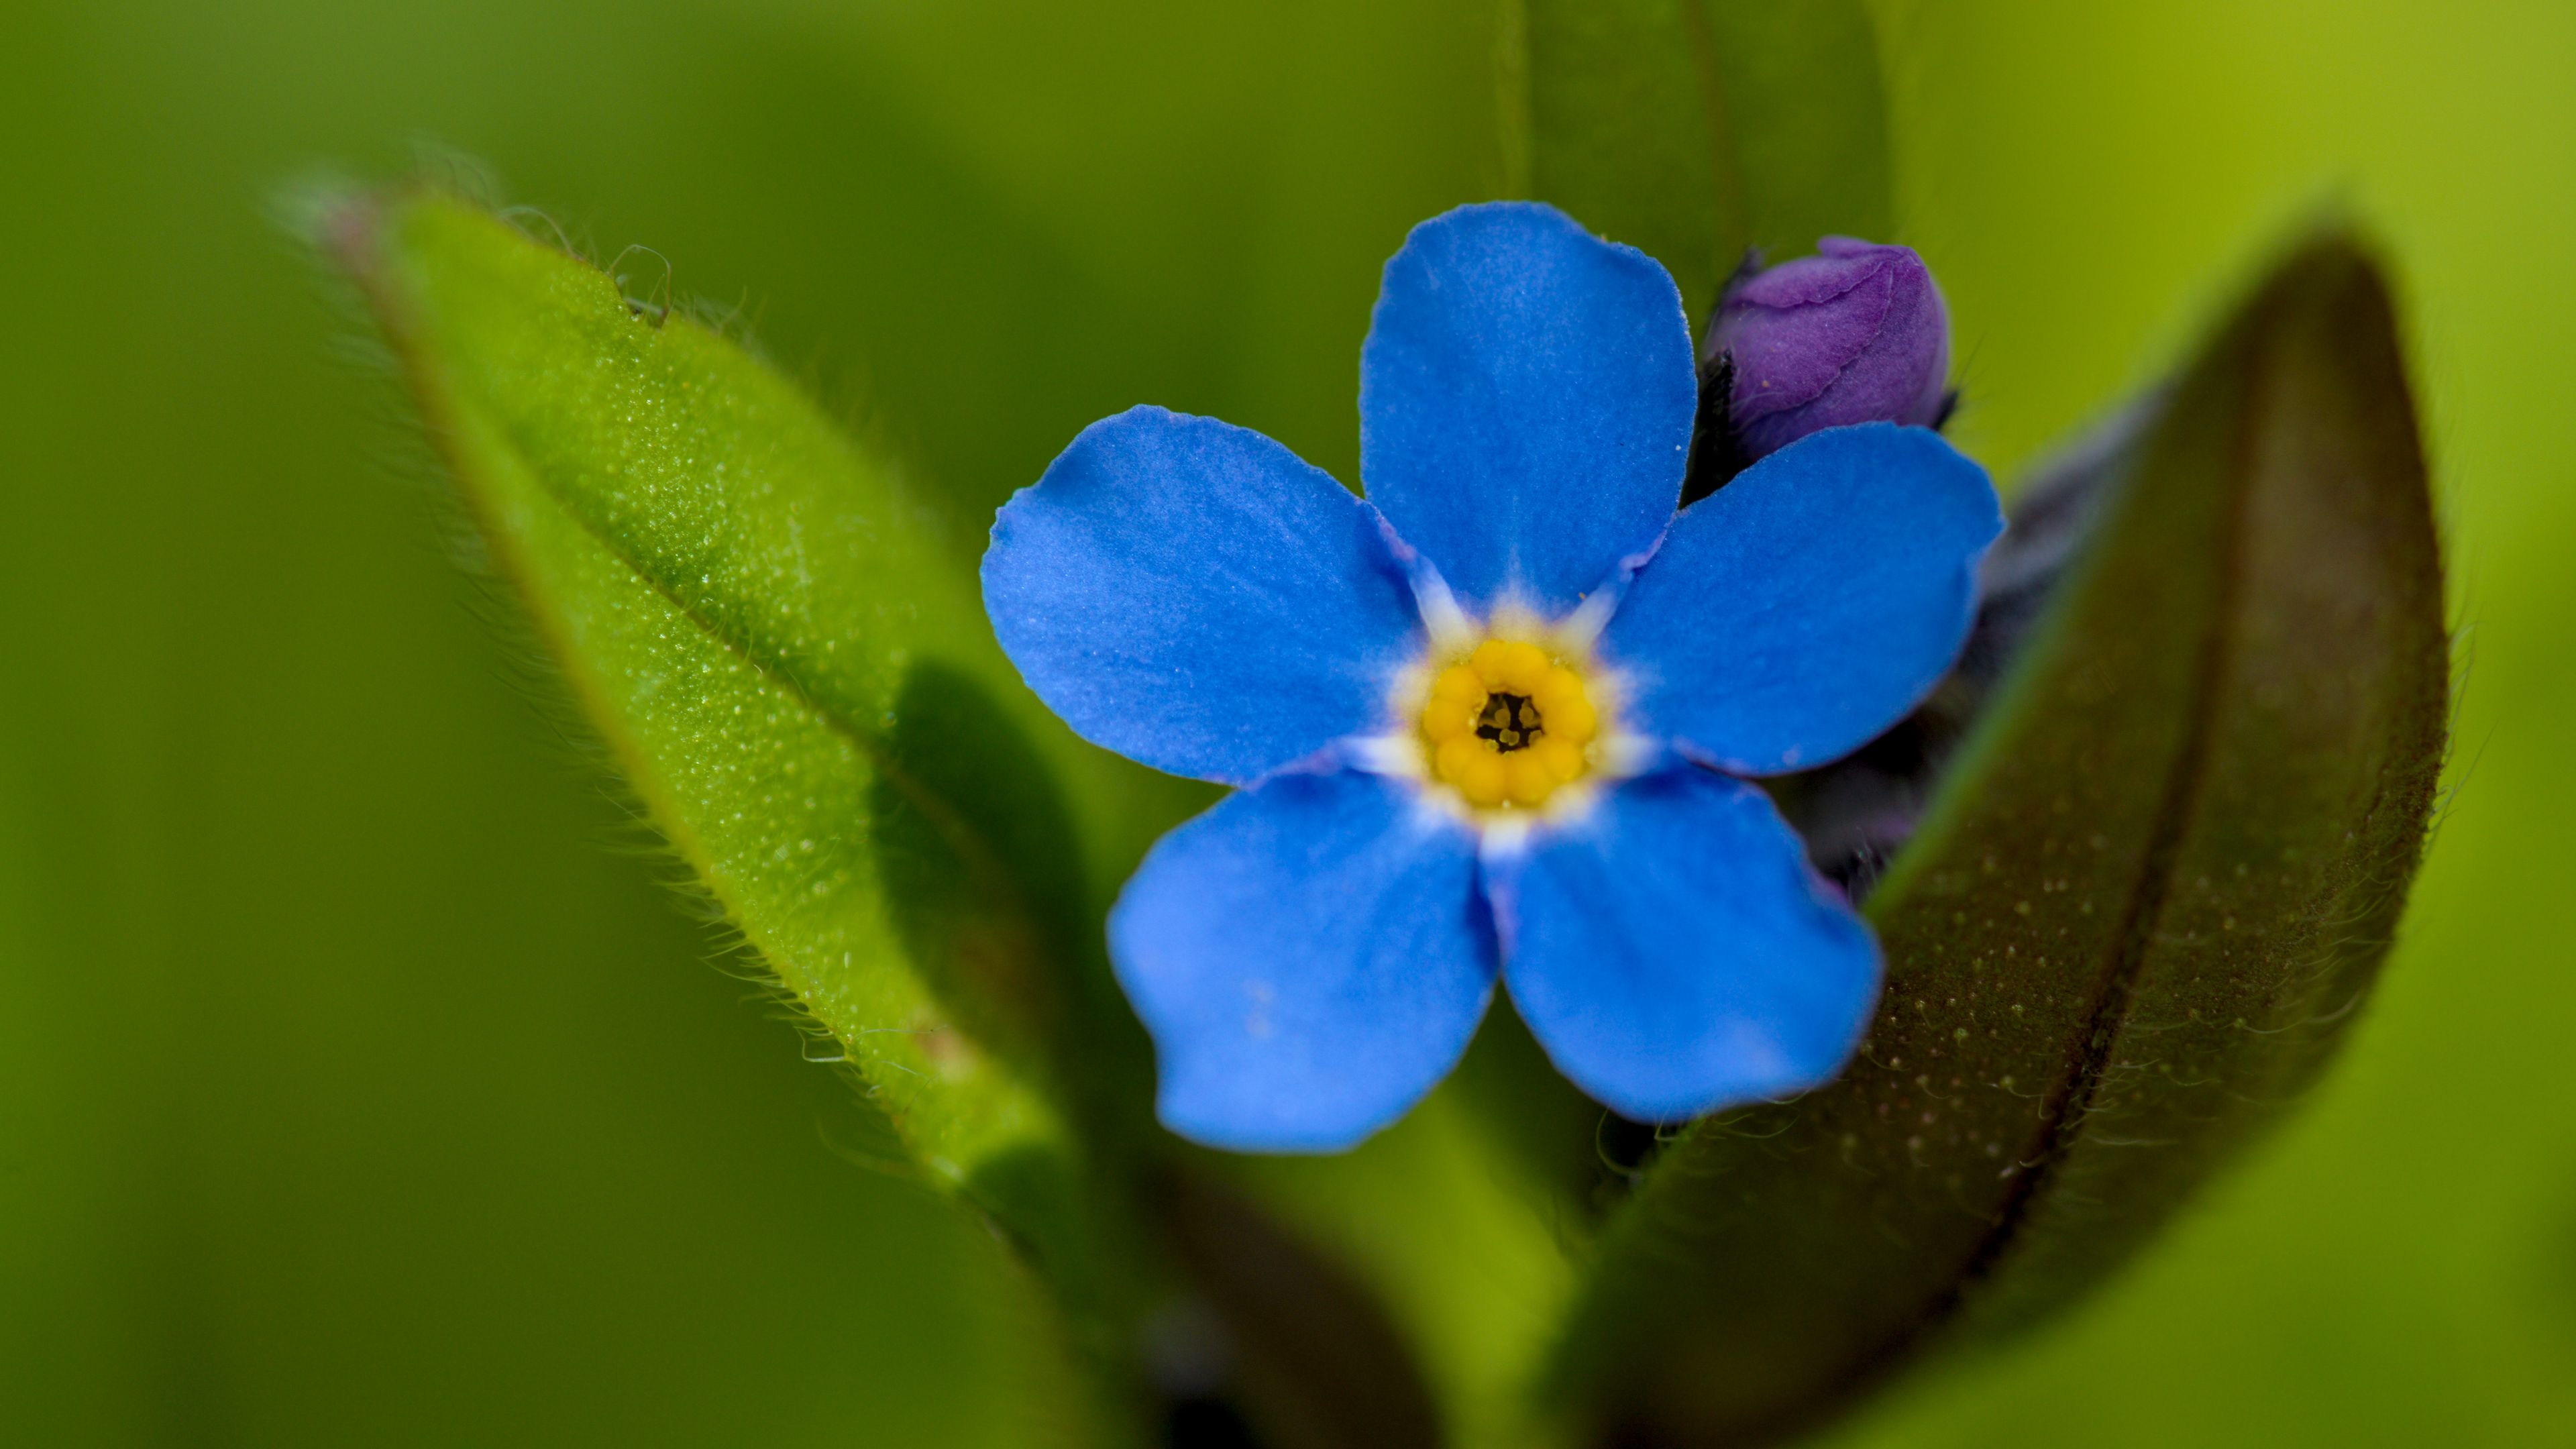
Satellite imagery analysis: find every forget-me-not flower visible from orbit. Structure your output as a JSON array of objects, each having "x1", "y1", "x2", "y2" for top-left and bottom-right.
[{"x1": 981, "y1": 203, "x2": 2001, "y2": 1152}]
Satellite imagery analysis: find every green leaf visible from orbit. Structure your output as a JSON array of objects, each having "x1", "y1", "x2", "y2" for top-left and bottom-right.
[
  {"x1": 1182, "y1": 9, "x2": 1906, "y2": 1412},
  {"x1": 1500, "y1": 0, "x2": 1894, "y2": 321},
  {"x1": 1699, "y1": 0, "x2": 1894, "y2": 260},
  {"x1": 1447, "y1": 0, "x2": 1904, "y2": 1248},
  {"x1": 1501, "y1": 0, "x2": 1740, "y2": 321},
  {"x1": 324, "y1": 189, "x2": 1153, "y2": 1312},
  {"x1": 1540, "y1": 236, "x2": 2448, "y2": 1444},
  {"x1": 325, "y1": 191, "x2": 1464, "y2": 1448}
]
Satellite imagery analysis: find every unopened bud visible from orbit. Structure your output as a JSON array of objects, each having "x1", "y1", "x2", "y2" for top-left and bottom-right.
[{"x1": 1711, "y1": 237, "x2": 1951, "y2": 458}]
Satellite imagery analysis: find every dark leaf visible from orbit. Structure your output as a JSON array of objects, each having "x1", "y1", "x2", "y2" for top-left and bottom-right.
[
  {"x1": 1542, "y1": 235, "x2": 2449, "y2": 1446},
  {"x1": 1155, "y1": 1165, "x2": 1449, "y2": 1449}
]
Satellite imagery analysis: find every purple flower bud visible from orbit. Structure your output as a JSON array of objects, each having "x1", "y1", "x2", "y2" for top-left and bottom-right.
[{"x1": 1710, "y1": 237, "x2": 1951, "y2": 459}]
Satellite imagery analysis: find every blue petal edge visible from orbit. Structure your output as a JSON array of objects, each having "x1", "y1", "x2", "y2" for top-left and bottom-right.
[
  {"x1": 1109, "y1": 770, "x2": 1494, "y2": 1152},
  {"x1": 1603, "y1": 423, "x2": 2002, "y2": 775},
  {"x1": 1359, "y1": 202, "x2": 1697, "y2": 619},
  {"x1": 1491, "y1": 769, "x2": 1880, "y2": 1122},
  {"x1": 982, "y1": 407, "x2": 1423, "y2": 786}
]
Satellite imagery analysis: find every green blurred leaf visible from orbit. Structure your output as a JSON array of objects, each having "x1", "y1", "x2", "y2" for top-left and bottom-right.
[
  {"x1": 1413, "y1": 0, "x2": 1907, "y2": 1261},
  {"x1": 326, "y1": 190, "x2": 1151, "y2": 1319},
  {"x1": 1165, "y1": 7, "x2": 1905, "y2": 1418},
  {"x1": 1542, "y1": 236, "x2": 2448, "y2": 1445},
  {"x1": 1501, "y1": 0, "x2": 1892, "y2": 320},
  {"x1": 1699, "y1": 0, "x2": 1894, "y2": 259},
  {"x1": 1501, "y1": 0, "x2": 1739, "y2": 320}
]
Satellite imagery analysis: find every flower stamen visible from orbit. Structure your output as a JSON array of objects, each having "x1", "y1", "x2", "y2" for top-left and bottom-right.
[{"x1": 1419, "y1": 637, "x2": 1602, "y2": 810}]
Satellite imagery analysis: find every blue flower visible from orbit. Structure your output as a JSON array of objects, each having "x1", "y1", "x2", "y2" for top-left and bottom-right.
[{"x1": 982, "y1": 203, "x2": 2001, "y2": 1152}]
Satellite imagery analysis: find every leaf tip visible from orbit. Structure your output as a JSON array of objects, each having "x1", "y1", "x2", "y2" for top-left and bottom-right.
[{"x1": 282, "y1": 178, "x2": 411, "y2": 313}]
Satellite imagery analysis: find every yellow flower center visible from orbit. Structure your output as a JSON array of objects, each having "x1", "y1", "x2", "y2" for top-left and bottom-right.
[{"x1": 1419, "y1": 637, "x2": 1602, "y2": 810}]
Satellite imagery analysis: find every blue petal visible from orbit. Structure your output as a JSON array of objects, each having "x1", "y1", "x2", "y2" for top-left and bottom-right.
[
  {"x1": 1359, "y1": 203, "x2": 1697, "y2": 616},
  {"x1": 983, "y1": 407, "x2": 1423, "y2": 785},
  {"x1": 1490, "y1": 769, "x2": 1879, "y2": 1122},
  {"x1": 1603, "y1": 423, "x2": 2002, "y2": 775},
  {"x1": 1109, "y1": 770, "x2": 1493, "y2": 1152}
]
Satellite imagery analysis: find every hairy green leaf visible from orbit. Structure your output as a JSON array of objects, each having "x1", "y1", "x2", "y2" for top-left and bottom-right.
[
  {"x1": 1500, "y1": 0, "x2": 1892, "y2": 321},
  {"x1": 1542, "y1": 237, "x2": 2448, "y2": 1446},
  {"x1": 327, "y1": 189, "x2": 1155, "y2": 1304},
  {"x1": 329, "y1": 191, "x2": 1464, "y2": 1446}
]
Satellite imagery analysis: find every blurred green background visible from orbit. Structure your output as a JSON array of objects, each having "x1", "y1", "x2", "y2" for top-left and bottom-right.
[{"x1": 3, "y1": 0, "x2": 2571, "y2": 1443}]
